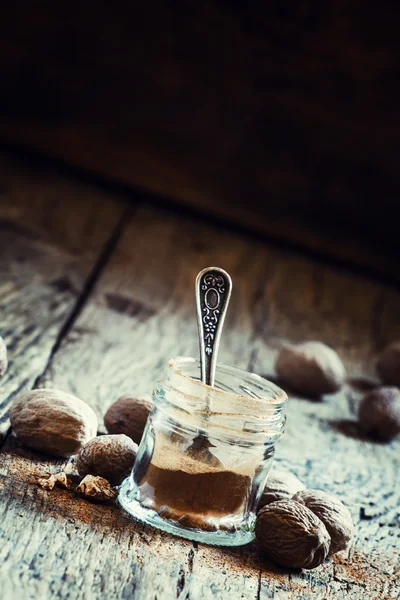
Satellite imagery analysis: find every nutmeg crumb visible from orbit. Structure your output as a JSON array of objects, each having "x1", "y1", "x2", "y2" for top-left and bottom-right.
[
  {"x1": 76, "y1": 474, "x2": 117, "y2": 503},
  {"x1": 37, "y1": 472, "x2": 73, "y2": 490}
]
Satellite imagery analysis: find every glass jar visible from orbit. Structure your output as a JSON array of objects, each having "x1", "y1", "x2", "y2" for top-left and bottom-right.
[{"x1": 119, "y1": 356, "x2": 287, "y2": 546}]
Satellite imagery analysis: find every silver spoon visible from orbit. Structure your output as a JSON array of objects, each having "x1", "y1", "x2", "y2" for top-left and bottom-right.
[
  {"x1": 188, "y1": 267, "x2": 232, "y2": 465},
  {"x1": 195, "y1": 266, "x2": 233, "y2": 388}
]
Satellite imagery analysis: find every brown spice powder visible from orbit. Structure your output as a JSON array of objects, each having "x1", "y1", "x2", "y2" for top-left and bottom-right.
[{"x1": 138, "y1": 437, "x2": 252, "y2": 530}]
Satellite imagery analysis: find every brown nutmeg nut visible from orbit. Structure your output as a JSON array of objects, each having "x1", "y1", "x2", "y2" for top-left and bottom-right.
[
  {"x1": 0, "y1": 336, "x2": 7, "y2": 378},
  {"x1": 275, "y1": 341, "x2": 346, "y2": 397},
  {"x1": 358, "y1": 387, "x2": 400, "y2": 441},
  {"x1": 104, "y1": 394, "x2": 152, "y2": 444},
  {"x1": 76, "y1": 474, "x2": 117, "y2": 503},
  {"x1": 377, "y1": 343, "x2": 400, "y2": 386},
  {"x1": 258, "y1": 470, "x2": 305, "y2": 510},
  {"x1": 10, "y1": 388, "x2": 98, "y2": 457},
  {"x1": 75, "y1": 434, "x2": 138, "y2": 485},
  {"x1": 255, "y1": 500, "x2": 331, "y2": 569},
  {"x1": 292, "y1": 489, "x2": 354, "y2": 555}
]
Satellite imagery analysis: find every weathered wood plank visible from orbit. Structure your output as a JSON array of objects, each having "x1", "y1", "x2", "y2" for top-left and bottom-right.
[
  {"x1": 1, "y1": 133, "x2": 399, "y2": 286},
  {"x1": 0, "y1": 152, "x2": 127, "y2": 436},
  {"x1": 1, "y1": 3, "x2": 400, "y2": 280},
  {"x1": 1, "y1": 203, "x2": 399, "y2": 599}
]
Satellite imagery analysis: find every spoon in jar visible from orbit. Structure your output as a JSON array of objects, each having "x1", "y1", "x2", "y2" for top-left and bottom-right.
[
  {"x1": 195, "y1": 266, "x2": 233, "y2": 388},
  {"x1": 187, "y1": 267, "x2": 232, "y2": 463}
]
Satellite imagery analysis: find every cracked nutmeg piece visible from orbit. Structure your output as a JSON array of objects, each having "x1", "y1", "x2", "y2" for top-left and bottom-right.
[
  {"x1": 275, "y1": 341, "x2": 346, "y2": 397},
  {"x1": 292, "y1": 489, "x2": 354, "y2": 555},
  {"x1": 76, "y1": 474, "x2": 117, "y2": 503},
  {"x1": 104, "y1": 394, "x2": 152, "y2": 444},
  {"x1": 0, "y1": 336, "x2": 7, "y2": 378},
  {"x1": 75, "y1": 434, "x2": 138, "y2": 486},
  {"x1": 37, "y1": 472, "x2": 73, "y2": 490},
  {"x1": 358, "y1": 387, "x2": 400, "y2": 441},
  {"x1": 255, "y1": 500, "x2": 331, "y2": 569},
  {"x1": 10, "y1": 388, "x2": 98, "y2": 457}
]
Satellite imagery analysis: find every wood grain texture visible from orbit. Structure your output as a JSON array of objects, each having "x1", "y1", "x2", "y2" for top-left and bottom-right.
[
  {"x1": 1, "y1": 196, "x2": 399, "y2": 598},
  {"x1": 0, "y1": 152, "x2": 127, "y2": 437},
  {"x1": 0, "y1": 2, "x2": 400, "y2": 279}
]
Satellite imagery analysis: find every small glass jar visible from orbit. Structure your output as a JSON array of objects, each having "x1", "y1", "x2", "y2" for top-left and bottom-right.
[{"x1": 119, "y1": 357, "x2": 287, "y2": 546}]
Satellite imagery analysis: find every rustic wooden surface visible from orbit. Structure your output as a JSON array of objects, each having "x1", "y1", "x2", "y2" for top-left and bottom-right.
[
  {"x1": 1, "y1": 2, "x2": 400, "y2": 279},
  {"x1": 0, "y1": 153, "x2": 127, "y2": 438},
  {"x1": 0, "y1": 152, "x2": 399, "y2": 599}
]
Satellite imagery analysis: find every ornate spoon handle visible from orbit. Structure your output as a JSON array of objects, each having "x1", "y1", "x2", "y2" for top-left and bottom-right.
[{"x1": 195, "y1": 267, "x2": 233, "y2": 387}]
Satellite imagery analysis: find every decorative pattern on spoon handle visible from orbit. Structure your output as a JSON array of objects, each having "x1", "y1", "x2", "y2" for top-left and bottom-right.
[{"x1": 195, "y1": 267, "x2": 233, "y2": 387}]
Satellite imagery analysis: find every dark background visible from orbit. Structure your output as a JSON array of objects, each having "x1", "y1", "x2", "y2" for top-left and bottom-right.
[{"x1": 0, "y1": 2, "x2": 399, "y2": 278}]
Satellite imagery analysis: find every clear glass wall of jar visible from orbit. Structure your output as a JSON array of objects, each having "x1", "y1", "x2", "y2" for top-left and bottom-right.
[{"x1": 119, "y1": 357, "x2": 288, "y2": 546}]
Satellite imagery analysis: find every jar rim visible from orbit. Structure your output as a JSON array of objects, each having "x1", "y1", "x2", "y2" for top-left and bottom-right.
[
  {"x1": 167, "y1": 356, "x2": 287, "y2": 406},
  {"x1": 152, "y1": 356, "x2": 287, "y2": 436},
  {"x1": 153, "y1": 357, "x2": 287, "y2": 440}
]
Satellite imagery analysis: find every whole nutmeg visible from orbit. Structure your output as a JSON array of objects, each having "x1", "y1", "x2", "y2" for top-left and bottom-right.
[
  {"x1": 10, "y1": 388, "x2": 98, "y2": 457},
  {"x1": 0, "y1": 336, "x2": 7, "y2": 378},
  {"x1": 377, "y1": 343, "x2": 400, "y2": 386},
  {"x1": 275, "y1": 341, "x2": 346, "y2": 397},
  {"x1": 258, "y1": 470, "x2": 305, "y2": 510},
  {"x1": 104, "y1": 394, "x2": 152, "y2": 444},
  {"x1": 75, "y1": 434, "x2": 138, "y2": 485},
  {"x1": 255, "y1": 499, "x2": 331, "y2": 569},
  {"x1": 292, "y1": 489, "x2": 354, "y2": 555},
  {"x1": 358, "y1": 387, "x2": 400, "y2": 441}
]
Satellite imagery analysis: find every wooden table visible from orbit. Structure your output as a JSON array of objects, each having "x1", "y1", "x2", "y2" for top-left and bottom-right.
[{"x1": 0, "y1": 151, "x2": 399, "y2": 599}]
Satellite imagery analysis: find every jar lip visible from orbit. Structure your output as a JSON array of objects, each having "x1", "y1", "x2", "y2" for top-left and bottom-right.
[{"x1": 167, "y1": 356, "x2": 287, "y2": 406}]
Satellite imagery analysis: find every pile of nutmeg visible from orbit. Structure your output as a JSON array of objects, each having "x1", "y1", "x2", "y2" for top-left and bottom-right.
[
  {"x1": 9, "y1": 386, "x2": 152, "y2": 501},
  {"x1": 7, "y1": 381, "x2": 353, "y2": 569},
  {"x1": 1, "y1": 334, "x2": 399, "y2": 570},
  {"x1": 255, "y1": 471, "x2": 353, "y2": 569},
  {"x1": 2, "y1": 333, "x2": 153, "y2": 501},
  {"x1": 8, "y1": 384, "x2": 354, "y2": 569},
  {"x1": 275, "y1": 340, "x2": 400, "y2": 441}
]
